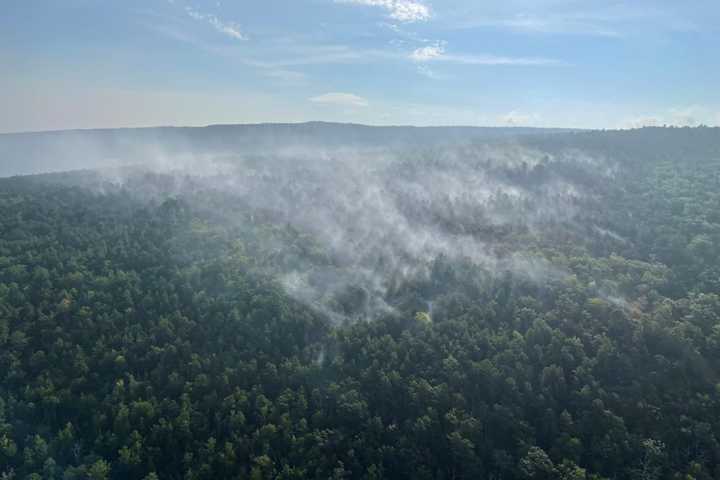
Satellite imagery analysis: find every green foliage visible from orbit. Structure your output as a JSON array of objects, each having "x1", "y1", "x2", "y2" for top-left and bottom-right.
[{"x1": 1, "y1": 128, "x2": 719, "y2": 479}]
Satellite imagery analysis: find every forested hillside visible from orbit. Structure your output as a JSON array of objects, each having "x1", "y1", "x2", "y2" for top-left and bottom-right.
[{"x1": 1, "y1": 127, "x2": 720, "y2": 479}]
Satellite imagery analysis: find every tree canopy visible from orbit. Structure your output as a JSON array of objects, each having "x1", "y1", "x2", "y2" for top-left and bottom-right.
[{"x1": 1, "y1": 127, "x2": 719, "y2": 479}]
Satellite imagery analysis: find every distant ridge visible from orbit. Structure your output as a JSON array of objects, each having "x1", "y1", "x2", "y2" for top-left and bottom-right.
[
  {"x1": 3, "y1": 122, "x2": 716, "y2": 178},
  {"x1": 7, "y1": 121, "x2": 715, "y2": 138},
  {"x1": 0, "y1": 120, "x2": 575, "y2": 137},
  {"x1": 0, "y1": 121, "x2": 574, "y2": 177}
]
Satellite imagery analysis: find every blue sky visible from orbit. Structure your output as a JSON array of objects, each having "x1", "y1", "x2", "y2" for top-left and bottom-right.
[{"x1": 2, "y1": 0, "x2": 719, "y2": 132}]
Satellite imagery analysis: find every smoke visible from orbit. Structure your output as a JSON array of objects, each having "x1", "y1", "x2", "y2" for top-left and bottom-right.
[
  {"x1": 9, "y1": 127, "x2": 624, "y2": 322},
  {"x1": 97, "y1": 142, "x2": 618, "y2": 321},
  {"x1": 593, "y1": 225, "x2": 628, "y2": 244}
]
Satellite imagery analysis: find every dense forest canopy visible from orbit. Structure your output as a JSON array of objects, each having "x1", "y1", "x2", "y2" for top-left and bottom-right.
[{"x1": 1, "y1": 125, "x2": 720, "y2": 479}]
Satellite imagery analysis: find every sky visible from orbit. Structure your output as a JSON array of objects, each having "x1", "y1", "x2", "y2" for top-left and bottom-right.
[{"x1": 1, "y1": 0, "x2": 719, "y2": 132}]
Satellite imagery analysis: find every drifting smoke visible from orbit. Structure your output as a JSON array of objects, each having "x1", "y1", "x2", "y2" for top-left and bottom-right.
[
  {"x1": 4, "y1": 124, "x2": 628, "y2": 321},
  {"x1": 593, "y1": 225, "x2": 628, "y2": 244},
  {"x1": 91, "y1": 141, "x2": 620, "y2": 320}
]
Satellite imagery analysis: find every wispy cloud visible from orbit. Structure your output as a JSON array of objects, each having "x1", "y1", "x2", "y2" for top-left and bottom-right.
[
  {"x1": 444, "y1": 54, "x2": 561, "y2": 66},
  {"x1": 145, "y1": 20, "x2": 312, "y2": 83},
  {"x1": 148, "y1": 18, "x2": 388, "y2": 68},
  {"x1": 309, "y1": 92, "x2": 369, "y2": 107},
  {"x1": 449, "y1": 3, "x2": 703, "y2": 38},
  {"x1": 410, "y1": 44, "x2": 561, "y2": 66},
  {"x1": 416, "y1": 64, "x2": 450, "y2": 80},
  {"x1": 622, "y1": 106, "x2": 720, "y2": 128},
  {"x1": 152, "y1": 6, "x2": 561, "y2": 75},
  {"x1": 185, "y1": 6, "x2": 246, "y2": 40},
  {"x1": 499, "y1": 110, "x2": 540, "y2": 126},
  {"x1": 245, "y1": 44, "x2": 397, "y2": 68},
  {"x1": 464, "y1": 14, "x2": 622, "y2": 37},
  {"x1": 261, "y1": 68, "x2": 307, "y2": 84},
  {"x1": 337, "y1": 0, "x2": 431, "y2": 23},
  {"x1": 410, "y1": 43, "x2": 445, "y2": 61}
]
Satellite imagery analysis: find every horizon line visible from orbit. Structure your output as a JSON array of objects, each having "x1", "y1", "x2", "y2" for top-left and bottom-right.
[{"x1": 3, "y1": 120, "x2": 717, "y2": 136}]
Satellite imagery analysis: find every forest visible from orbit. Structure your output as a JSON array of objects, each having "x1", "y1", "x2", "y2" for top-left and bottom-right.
[{"x1": 1, "y1": 125, "x2": 720, "y2": 479}]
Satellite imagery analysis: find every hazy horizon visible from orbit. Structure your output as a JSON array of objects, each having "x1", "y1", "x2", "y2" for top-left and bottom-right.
[
  {"x1": 5, "y1": 119, "x2": 717, "y2": 137},
  {"x1": 2, "y1": 120, "x2": 584, "y2": 136}
]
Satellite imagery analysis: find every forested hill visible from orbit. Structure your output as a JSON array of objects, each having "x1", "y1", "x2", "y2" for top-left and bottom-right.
[
  {"x1": 0, "y1": 122, "x2": 570, "y2": 177},
  {"x1": 526, "y1": 126, "x2": 720, "y2": 166},
  {"x1": 1, "y1": 127, "x2": 720, "y2": 479}
]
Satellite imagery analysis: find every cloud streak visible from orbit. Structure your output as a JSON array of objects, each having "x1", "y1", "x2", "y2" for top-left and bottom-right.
[
  {"x1": 500, "y1": 110, "x2": 540, "y2": 126},
  {"x1": 185, "y1": 6, "x2": 246, "y2": 40},
  {"x1": 410, "y1": 43, "x2": 445, "y2": 61},
  {"x1": 621, "y1": 105, "x2": 720, "y2": 128},
  {"x1": 410, "y1": 45, "x2": 562, "y2": 66},
  {"x1": 461, "y1": 14, "x2": 622, "y2": 38},
  {"x1": 309, "y1": 92, "x2": 369, "y2": 107},
  {"x1": 448, "y1": 3, "x2": 704, "y2": 38},
  {"x1": 337, "y1": 0, "x2": 431, "y2": 23}
]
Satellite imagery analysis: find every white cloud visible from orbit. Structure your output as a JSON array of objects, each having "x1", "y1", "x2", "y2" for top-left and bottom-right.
[
  {"x1": 208, "y1": 18, "x2": 244, "y2": 40},
  {"x1": 411, "y1": 43, "x2": 445, "y2": 61},
  {"x1": 337, "y1": 0, "x2": 431, "y2": 23},
  {"x1": 185, "y1": 7, "x2": 245, "y2": 40},
  {"x1": 309, "y1": 92, "x2": 369, "y2": 107},
  {"x1": 621, "y1": 105, "x2": 720, "y2": 128},
  {"x1": 499, "y1": 110, "x2": 539, "y2": 126},
  {"x1": 410, "y1": 45, "x2": 561, "y2": 66},
  {"x1": 667, "y1": 106, "x2": 706, "y2": 127}
]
